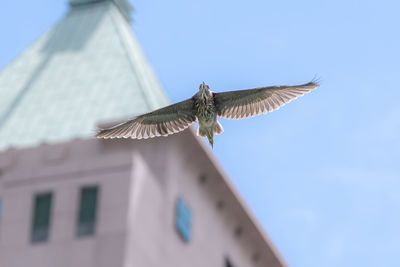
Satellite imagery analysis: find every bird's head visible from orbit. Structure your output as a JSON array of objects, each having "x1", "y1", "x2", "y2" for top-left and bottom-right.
[{"x1": 199, "y1": 82, "x2": 210, "y2": 97}]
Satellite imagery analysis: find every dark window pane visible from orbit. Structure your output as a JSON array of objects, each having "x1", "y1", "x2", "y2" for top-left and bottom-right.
[
  {"x1": 225, "y1": 258, "x2": 234, "y2": 267},
  {"x1": 0, "y1": 198, "x2": 2, "y2": 235},
  {"x1": 175, "y1": 197, "x2": 192, "y2": 242},
  {"x1": 31, "y1": 192, "x2": 53, "y2": 243},
  {"x1": 77, "y1": 186, "x2": 98, "y2": 237}
]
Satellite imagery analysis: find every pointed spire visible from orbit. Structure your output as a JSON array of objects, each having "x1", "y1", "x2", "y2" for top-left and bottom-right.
[
  {"x1": 0, "y1": 0, "x2": 167, "y2": 149},
  {"x1": 69, "y1": 0, "x2": 132, "y2": 21}
]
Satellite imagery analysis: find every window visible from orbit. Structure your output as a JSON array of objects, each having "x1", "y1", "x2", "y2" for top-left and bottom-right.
[
  {"x1": 175, "y1": 197, "x2": 192, "y2": 242},
  {"x1": 225, "y1": 257, "x2": 234, "y2": 267},
  {"x1": 31, "y1": 192, "x2": 53, "y2": 243},
  {"x1": 77, "y1": 186, "x2": 98, "y2": 237},
  {"x1": 0, "y1": 197, "x2": 2, "y2": 235}
]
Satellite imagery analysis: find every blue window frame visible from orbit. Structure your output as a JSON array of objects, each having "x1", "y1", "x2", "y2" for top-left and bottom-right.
[{"x1": 175, "y1": 197, "x2": 192, "y2": 242}]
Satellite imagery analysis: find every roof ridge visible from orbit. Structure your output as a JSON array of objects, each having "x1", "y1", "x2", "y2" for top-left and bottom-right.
[
  {"x1": 107, "y1": 6, "x2": 152, "y2": 110},
  {"x1": 108, "y1": 4, "x2": 170, "y2": 110}
]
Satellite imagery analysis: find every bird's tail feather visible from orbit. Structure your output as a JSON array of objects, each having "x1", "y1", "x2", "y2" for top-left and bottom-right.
[
  {"x1": 197, "y1": 126, "x2": 206, "y2": 137},
  {"x1": 213, "y1": 121, "x2": 224, "y2": 135},
  {"x1": 197, "y1": 122, "x2": 223, "y2": 148},
  {"x1": 197, "y1": 122, "x2": 224, "y2": 136}
]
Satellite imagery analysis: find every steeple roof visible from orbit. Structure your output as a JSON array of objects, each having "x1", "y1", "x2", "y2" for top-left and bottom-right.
[
  {"x1": 69, "y1": 0, "x2": 133, "y2": 21},
  {"x1": 0, "y1": 1, "x2": 169, "y2": 150}
]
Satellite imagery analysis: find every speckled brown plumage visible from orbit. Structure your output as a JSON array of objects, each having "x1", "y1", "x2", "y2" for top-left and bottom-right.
[{"x1": 96, "y1": 80, "x2": 319, "y2": 147}]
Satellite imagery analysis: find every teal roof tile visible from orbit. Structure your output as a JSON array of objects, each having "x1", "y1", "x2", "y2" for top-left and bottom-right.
[{"x1": 0, "y1": 1, "x2": 169, "y2": 150}]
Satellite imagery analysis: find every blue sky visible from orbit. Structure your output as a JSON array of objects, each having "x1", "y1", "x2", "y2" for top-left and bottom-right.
[{"x1": 1, "y1": 0, "x2": 400, "y2": 266}]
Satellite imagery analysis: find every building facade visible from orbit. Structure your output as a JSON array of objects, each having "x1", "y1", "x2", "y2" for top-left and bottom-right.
[{"x1": 0, "y1": 1, "x2": 285, "y2": 266}]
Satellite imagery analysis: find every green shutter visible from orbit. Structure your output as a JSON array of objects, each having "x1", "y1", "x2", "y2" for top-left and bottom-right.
[
  {"x1": 77, "y1": 186, "x2": 98, "y2": 237},
  {"x1": 31, "y1": 192, "x2": 52, "y2": 243}
]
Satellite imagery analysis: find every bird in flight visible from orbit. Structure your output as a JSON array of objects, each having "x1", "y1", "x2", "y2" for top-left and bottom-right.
[{"x1": 96, "y1": 80, "x2": 319, "y2": 147}]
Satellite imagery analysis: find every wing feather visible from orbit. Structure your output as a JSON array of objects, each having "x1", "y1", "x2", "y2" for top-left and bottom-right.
[
  {"x1": 96, "y1": 98, "x2": 196, "y2": 139},
  {"x1": 214, "y1": 81, "x2": 319, "y2": 119}
]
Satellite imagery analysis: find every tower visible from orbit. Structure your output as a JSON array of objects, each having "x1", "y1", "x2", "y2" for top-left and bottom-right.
[{"x1": 0, "y1": 1, "x2": 285, "y2": 266}]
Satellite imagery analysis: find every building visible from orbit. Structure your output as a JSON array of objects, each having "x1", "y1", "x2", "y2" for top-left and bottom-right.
[{"x1": 0, "y1": 1, "x2": 285, "y2": 266}]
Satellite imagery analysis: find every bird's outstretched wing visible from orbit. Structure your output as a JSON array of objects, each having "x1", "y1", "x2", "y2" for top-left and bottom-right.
[
  {"x1": 96, "y1": 99, "x2": 196, "y2": 139},
  {"x1": 213, "y1": 81, "x2": 319, "y2": 119}
]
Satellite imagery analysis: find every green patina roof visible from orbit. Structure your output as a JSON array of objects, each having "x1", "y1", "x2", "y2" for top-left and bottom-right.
[
  {"x1": 0, "y1": 1, "x2": 169, "y2": 150},
  {"x1": 69, "y1": 0, "x2": 133, "y2": 21}
]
